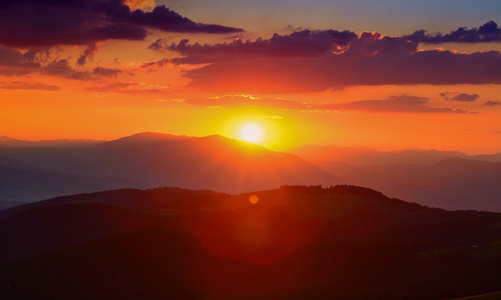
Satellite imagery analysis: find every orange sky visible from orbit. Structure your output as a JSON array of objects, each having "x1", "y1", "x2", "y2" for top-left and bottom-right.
[{"x1": 1, "y1": 1, "x2": 501, "y2": 154}]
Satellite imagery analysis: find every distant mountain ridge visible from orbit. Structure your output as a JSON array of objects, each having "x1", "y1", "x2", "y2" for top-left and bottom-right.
[
  {"x1": 286, "y1": 144, "x2": 501, "y2": 166},
  {"x1": 0, "y1": 133, "x2": 338, "y2": 203},
  {"x1": 286, "y1": 144, "x2": 501, "y2": 212},
  {"x1": 2, "y1": 132, "x2": 501, "y2": 212},
  {"x1": 0, "y1": 136, "x2": 105, "y2": 148}
]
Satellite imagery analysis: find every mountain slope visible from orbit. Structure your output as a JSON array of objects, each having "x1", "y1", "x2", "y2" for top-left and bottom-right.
[
  {"x1": 1, "y1": 185, "x2": 501, "y2": 299},
  {"x1": 1, "y1": 133, "x2": 339, "y2": 195}
]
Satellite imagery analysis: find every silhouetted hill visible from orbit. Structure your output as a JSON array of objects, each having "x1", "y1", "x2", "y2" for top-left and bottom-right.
[
  {"x1": 1, "y1": 185, "x2": 501, "y2": 299},
  {"x1": 0, "y1": 187, "x2": 227, "y2": 220}
]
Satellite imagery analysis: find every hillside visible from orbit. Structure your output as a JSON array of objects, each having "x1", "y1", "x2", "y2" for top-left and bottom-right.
[{"x1": 1, "y1": 186, "x2": 501, "y2": 299}]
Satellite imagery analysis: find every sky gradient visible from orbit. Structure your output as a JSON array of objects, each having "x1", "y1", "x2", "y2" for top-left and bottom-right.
[{"x1": 1, "y1": 0, "x2": 501, "y2": 153}]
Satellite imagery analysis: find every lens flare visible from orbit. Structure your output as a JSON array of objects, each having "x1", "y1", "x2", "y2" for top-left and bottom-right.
[{"x1": 249, "y1": 195, "x2": 259, "y2": 204}]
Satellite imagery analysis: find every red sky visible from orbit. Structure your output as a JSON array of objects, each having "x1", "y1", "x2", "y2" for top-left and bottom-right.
[{"x1": 1, "y1": 0, "x2": 501, "y2": 154}]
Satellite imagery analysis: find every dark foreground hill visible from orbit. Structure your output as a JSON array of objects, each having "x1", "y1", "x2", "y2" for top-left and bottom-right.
[{"x1": 1, "y1": 186, "x2": 501, "y2": 299}]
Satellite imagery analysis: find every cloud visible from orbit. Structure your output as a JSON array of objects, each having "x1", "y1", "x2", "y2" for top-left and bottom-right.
[
  {"x1": 148, "y1": 38, "x2": 170, "y2": 52},
  {"x1": 405, "y1": 21, "x2": 501, "y2": 44},
  {"x1": 93, "y1": 67, "x2": 123, "y2": 77},
  {"x1": 41, "y1": 59, "x2": 94, "y2": 80},
  {"x1": 86, "y1": 81, "x2": 170, "y2": 93},
  {"x1": 181, "y1": 94, "x2": 307, "y2": 109},
  {"x1": 0, "y1": 45, "x2": 125, "y2": 80},
  {"x1": 0, "y1": 0, "x2": 243, "y2": 48},
  {"x1": 440, "y1": 92, "x2": 480, "y2": 101},
  {"x1": 77, "y1": 43, "x2": 101, "y2": 66},
  {"x1": 451, "y1": 93, "x2": 479, "y2": 102},
  {"x1": 162, "y1": 94, "x2": 467, "y2": 114},
  {"x1": 155, "y1": 24, "x2": 501, "y2": 93},
  {"x1": 176, "y1": 48, "x2": 501, "y2": 93},
  {"x1": 484, "y1": 100, "x2": 501, "y2": 106},
  {"x1": 0, "y1": 81, "x2": 60, "y2": 91},
  {"x1": 313, "y1": 95, "x2": 469, "y2": 113},
  {"x1": 165, "y1": 29, "x2": 358, "y2": 64},
  {"x1": 0, "y1": 46, "x2": 40, "y2": 69}
]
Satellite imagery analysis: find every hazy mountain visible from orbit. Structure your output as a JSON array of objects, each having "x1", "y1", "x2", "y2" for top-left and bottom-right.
[
  {"x1": 0, "y1": 201, "x2": 24, "y2": 211},
  {"x1": 0, "y1": 133, "x2": 339, "y2": 195},
  {"x1": 313, "y1": 157, "x2": 501, "y2": 212},
  {"x1": 0, "y1": 164, "x2": 151, "y2": 205},
  {"x1": 1, "y1": 186, "x2": 501, "y2": 299},
  {"x1": 0, "y1": 136, "x2": 105, "y2": 148},
  {"x1": 2, "y1": 132, "x2": 501, "y2": 212},
  {"x1": 286, "y1": 144, "x2": 472, "y2": 165}
]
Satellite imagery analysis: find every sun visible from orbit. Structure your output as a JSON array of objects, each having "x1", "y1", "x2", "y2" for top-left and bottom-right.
[{"x1": 239, "y1": 123, "x2": 263, "y2": 143}]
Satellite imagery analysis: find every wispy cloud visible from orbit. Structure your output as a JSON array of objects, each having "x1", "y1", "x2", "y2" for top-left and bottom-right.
[
  {"x1": 313, "y1": 95, "x2": 469, "y2": 113},
  {"x1": 86, "y1": 82, "x2": 170, "y2": 94},
  {"x1": 0, "y1": 81, "x2": 60, "y2": 91},
  {"x1": 440, "y1": 93, "x2": 480, "y2": 102},
  {"x1": 180, "y1": 94, "x2": 307, "y2": 109},
  {"x1": 484, "y1": 100, "x2": 501, "y2": 106}
]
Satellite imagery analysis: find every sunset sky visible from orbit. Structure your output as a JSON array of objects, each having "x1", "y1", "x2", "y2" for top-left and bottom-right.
[{"x1": 1, "y1": 0, "x2": 501, "y2": 153}]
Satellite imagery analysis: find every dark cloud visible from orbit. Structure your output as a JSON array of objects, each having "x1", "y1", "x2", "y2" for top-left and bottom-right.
[
  {"x1": 77, "y1": 43, "x2": 100, "y2": 66},
  {"x1": 0, "y1": 0, "x2": 242, "y2": 48},
  {"x1": 451, "y1": 93, "x2": 479, "y2": 102},
  {"x1": 484, "y1": 100, "x2": 501, "y2": 106},
  {"x1": 141, "y1": 58, "x2": 171, "y2": 69},
  {"x1": 41, "y1": 59, "x2": 93, "y2": 80},
  {"x1": 181, "y1": 95, "x2": 307, "y2": 109},
  {"x1": 0, "y1": 45, "x2": 124, "y2": 80},
  {"x1": 440, "y1": 92, "x2": 480, "y2": 101},
  {"x1": 344, "y1": 32, "x2": 418, "y2": 56},
  {"x1": 313, "y1": 95, "x2": 468, "y2": 113},
  {"x1": 176, "y1": 49, "x2": 501, "y2": 93},
  {"x1": 0, "y1": 81, "x2": 60, "y2": 91},
  {"x1": 147, "y1": 38, "x2": 170, "y2": 52},
  {"x1": 0, "y1": 46, "x2": 39, "y2": 68},
  {"x1": 165, "y1": 29, "x2": 358, "y2": 64},
  {"x1": 405, "y1": 21, "x2": 501, "y2": 44},
  {"x1": 159, "y1": 26, "x2": 501, "y2": 92},
  {"x1": 0, "y1": 46, "x2": 41, "y2": 76},
  {"x1": 122, "y1": 5, "x2": 242, "y2": 34},
  {"x1": 439, "y1": 92, "x2": 451, "y2": 100},
  {"x1": 93, "y1": 67, "x2": 122, "y2": 77}
]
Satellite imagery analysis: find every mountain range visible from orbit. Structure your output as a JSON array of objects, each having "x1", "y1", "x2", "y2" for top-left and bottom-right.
[{"x1": 1, "y1": 132, "x2": 501, "y2": 212}]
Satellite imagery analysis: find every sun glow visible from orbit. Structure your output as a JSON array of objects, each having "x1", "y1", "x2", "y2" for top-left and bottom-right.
[{"x1": 239, "y1": 123, "x2": 263, "y2": 143}]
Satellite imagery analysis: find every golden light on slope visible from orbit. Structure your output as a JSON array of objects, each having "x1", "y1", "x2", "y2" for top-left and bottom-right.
[{"x1": 239, "y1": 123, "x2": 263, "y2": 143}]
